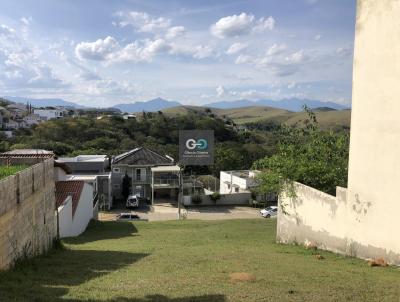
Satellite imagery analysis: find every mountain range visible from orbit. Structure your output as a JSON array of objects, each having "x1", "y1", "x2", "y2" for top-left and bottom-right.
[{"x1": 3, "y1": 96, "x2": 350, "y2": 112}]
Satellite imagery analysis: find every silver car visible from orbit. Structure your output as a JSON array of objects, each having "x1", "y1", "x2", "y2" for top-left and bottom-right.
[{"x1": 260, "y1": 206, "x2": 278, "y2": 218}]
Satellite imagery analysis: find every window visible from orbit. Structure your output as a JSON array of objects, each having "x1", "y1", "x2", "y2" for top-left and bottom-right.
[
  {"x1": 113, "y1": 167, "x2": 120, "y2": 173},
  {"x1": 227, "y1": 184, "x2": 231, "y2": 189},
  {"x1": 113, "y1": 184, "x2": 120, "y2": 189},
  {"x1": 136, "y1": 169, "x2": 141, "y2": 181},
  {"x1": 234, "y1": 187, "x2": 239, "y2": 193}
]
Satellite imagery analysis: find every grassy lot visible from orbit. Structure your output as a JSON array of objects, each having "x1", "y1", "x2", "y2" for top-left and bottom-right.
[
  {"x1": 0, "y1": 219, "x2": 399, "y2": 302},
  {"x1": 0, "y1": 165, "x2": 27, "y2": 180}
]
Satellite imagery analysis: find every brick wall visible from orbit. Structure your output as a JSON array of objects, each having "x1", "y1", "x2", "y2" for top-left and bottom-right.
[{"x1": 0, "y1": 159, "x2": 57, "y2": 270}]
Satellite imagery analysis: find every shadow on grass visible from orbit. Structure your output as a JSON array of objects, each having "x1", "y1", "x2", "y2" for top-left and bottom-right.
[
  {"x1": 85, "y1": 295, "x2": 227, "y2": 302},
  {"x1": 0, "y1": 248, "x2": 225, "y2": 302},
  {"x1": 0, "y1": 249, "x2": 148, "y2": 301},
  {"x1": 63, "y1": 220, "x2": 138, "y2": 244}
]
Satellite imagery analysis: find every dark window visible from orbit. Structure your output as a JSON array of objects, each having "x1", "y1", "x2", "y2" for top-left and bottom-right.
[{"x1": 136, "y1": 169, "x2": 141, "y2": 181}]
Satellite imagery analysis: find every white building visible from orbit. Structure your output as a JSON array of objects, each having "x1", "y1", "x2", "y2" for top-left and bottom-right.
[
  {"x1": 33, "y1": 109, "x2": 64, "y2": 121},
  {"x1": 56, "y1": 180, "x2": 95, "y2": 238},
  {"x1": 23, "y1": 114, "x2": 42, "y2": 126},
  {"x1": 219, "y1": 170, "x2": 260, "y2": 194}
]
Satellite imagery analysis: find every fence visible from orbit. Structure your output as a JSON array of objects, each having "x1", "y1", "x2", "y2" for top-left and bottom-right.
[{"x1": 0, "y1": 159, "x2": 57, "y2": 270}]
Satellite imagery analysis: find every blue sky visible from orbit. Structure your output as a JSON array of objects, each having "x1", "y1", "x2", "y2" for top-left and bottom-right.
[{"x1": 0, "y1": 0, "x2": 356, "y2": 107}]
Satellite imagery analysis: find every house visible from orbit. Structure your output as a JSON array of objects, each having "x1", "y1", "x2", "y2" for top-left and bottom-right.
[
  {"x1": 122, "y1": 114, "x2": 136, "y2": 120},
  {"x1": 219, "y1": 170, "x2": 260, "y2": 194},
  {"x1": 57, "y1": 155, "x2": 110, "y2": 174},
  {"x1": 56, "y1": 155, "x2": 111, "y2": 209},
  {"x1": 33, "y1": 109, "x2": 64, "y2": 121},
  {"x1": 4, "y1": 119, "x2": 27, "y2": 130},
  {"x1": 23, "y1": 114, "x2": 42, "y2": 126},
  {"x1": 111, "y1": 147, "x2": 181, "y2": 204},
  {"x1": 56, "y1": 180, "x2": 95, "y2": 238}
]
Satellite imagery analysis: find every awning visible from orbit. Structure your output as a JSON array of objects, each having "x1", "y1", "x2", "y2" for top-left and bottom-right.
[{"x1": 151, "y1": 165, "x2": 181, "y2": 173}]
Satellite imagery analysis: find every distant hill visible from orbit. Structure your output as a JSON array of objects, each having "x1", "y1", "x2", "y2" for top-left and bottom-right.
[
  {"x1": 113, "y1": 98, "x2": 181, "y2": 113},
  {"x1": 4, "y1": 96, "x2": 86, "y2": 108},
  {"x1": 163, "y1": 105, "x2": 351, "y2": 131},
  {"x1": 205, "y1": 98, "x2": 349, "y2": 111}
]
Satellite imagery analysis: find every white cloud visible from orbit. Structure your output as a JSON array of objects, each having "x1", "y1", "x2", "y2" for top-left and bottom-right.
[
  {"x1": 235, "y1": 54, "x2": 253, "y2": 64},
  {"x1": 314, "y1": 34, "x2": 322, "y2": 41},
  {"x1": 266, "y1": 43, "x2": 287, "y2": 56},
  {"x1": 170, "y1": 43, "x2": 213, "y2": 59},
  {"x1": 216, "y1": 85, "x2": 225, "y2": 97},
  {"x1": 336, "y1": 47, "x2": 352, "y2": 57},
  {"x1": 287, "y1": 81, "x2": 297, "y2": 89},
  {"x1": 211, "y1": 13, "x2": 254, "y2": 38},
  {"x1": 253, "y1": 16, "x2": 275, "y2": 33},
  {"x1": 115, "y1": 11, "x2": 171, "y2": 33},
  {"x1": 166, "y1": 26, "x2": 185, "y2": 39},
  {"x1": 211, "y1": 13, "x2": 275, "y2": 38},
  {"x1": 285, "y1": 50, "x2": 309, "y2": 64},
  {"x1": 225, "y1": 42, "x2": 247, "y2": 55},
  {"x1": 0, "y1": 24, "x2": 15, "y2": 36},
  {"x1": 75, "y1": 36, "x2": 119, "y2": 61},
  {"x1": 20, "y1": 17, "x2": 33, "y2": 26}
]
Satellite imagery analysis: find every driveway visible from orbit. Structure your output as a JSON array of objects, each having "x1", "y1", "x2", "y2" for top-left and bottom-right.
[
  {"x1": 185, "y1": 206, "x2": 263, "y2": 220},
  {"x1": 99, "y1": 203, "x2": 264, "y2": 221}
]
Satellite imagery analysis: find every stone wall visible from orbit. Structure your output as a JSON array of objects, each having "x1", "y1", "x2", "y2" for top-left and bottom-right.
[{"x1": 0, "y1": 159, "x2": 57, "y2": 270}]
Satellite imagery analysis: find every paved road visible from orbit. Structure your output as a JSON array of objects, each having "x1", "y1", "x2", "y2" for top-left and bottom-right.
[{"x1": 99, "y1": 204, "x2": 264, "y2": 221}]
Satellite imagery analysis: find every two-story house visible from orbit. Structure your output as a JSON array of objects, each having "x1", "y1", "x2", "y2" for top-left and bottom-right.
[{"x1": 111, "y1": 147, "x2": 181, "y2": 205}]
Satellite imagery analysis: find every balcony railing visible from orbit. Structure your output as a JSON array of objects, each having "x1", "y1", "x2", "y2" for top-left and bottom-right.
[{"x1": 152, "y1": 178, "x2": 180, "y2": 187}]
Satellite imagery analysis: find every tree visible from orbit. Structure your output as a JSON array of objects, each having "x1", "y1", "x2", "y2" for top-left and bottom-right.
[
  {"x1": 253, "y1": 106, "x2": 349, "y2": 196},
  {"x1": 122, "y1": 173, "x2": 132, "y2": 201}
]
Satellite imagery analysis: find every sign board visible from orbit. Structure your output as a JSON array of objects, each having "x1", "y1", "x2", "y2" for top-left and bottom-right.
[{"x1": 179, "y1": 130, "x2": 214, "y2": 165}]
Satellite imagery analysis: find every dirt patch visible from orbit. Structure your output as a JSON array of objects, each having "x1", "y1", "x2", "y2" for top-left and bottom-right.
[
  {"x1": 229, "y1": 272, "x2": 256, "y2": 282},
  {"x1": 368, "y1": 258, "x2": 388, "y2": 267}
]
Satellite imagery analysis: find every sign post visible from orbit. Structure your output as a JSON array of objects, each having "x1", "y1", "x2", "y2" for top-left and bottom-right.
[{"x1": 178, "y1": 130, "x2": 214, "y2": 219}]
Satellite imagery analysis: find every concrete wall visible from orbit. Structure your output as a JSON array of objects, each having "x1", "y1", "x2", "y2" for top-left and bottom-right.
[
  {"x1": 70, "y1": 183, "x2": 94, "y2": 237},
  {"x1": 183, "y1": 192, "x2": 251, "y2": 206},
  {"x1": 277, "y1": 182, "x2": 400, "y2": 264},
  {"x1": 348, "y1": 0, "x2": 400, "y2": 263},
  {"x1": 0, "y1": 159, "x2": 57, "y2": 270},
  {"x1": 58, "y1": 196, "x2": 73, "y2": 238}
]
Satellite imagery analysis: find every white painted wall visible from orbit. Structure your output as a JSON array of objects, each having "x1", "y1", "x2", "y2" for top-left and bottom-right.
[
  {"x1": 70, "y1": 183, "x2": 94, "y2": 236},
  {"x1": 219, "y1": 171, "x2": 257, "y2": 194},
  {"x1": 277, "y1": 182, "x2": 400, "y2": 265},
  {"x1": 58, "y1": 196, "x2": 73, "y2": 238},
  {"x1": 33, "y1": 109, "x2": 63, "y2": 120},
  {"x1": 57, "y1": 183, "x2": 94, "y2": 238}
]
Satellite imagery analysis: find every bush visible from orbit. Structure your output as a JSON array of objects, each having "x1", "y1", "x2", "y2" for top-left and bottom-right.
[
  {"x1": 210, "y1": 192, "x2": 221, "y2": 204},
  {"x1": 192, "y1": 194, "x2": 202, "y2": 205}
]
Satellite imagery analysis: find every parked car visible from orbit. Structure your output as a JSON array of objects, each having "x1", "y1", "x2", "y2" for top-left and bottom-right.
[
  {"x1": 126, "y1": 195, "x2": 140, "y2": 208},
  {"x1": 260, "y1": 206, "x2": 278, "y2": 218},
  {"x1": 117, "y1": 213, "x2": 140, "y2": 221}
]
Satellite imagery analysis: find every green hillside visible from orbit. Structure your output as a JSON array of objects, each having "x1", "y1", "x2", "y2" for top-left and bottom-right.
[{"x1": 162, "y1": 106, "x2": 351, "y2": 130}]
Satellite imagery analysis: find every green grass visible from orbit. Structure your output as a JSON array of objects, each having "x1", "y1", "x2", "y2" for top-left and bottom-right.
[
  {"x1": 0, "y1": 219, "x2": 399, "y2": 302},
  {"x1": 0, "y1": 165, "x2": 27, "y2": 180}
]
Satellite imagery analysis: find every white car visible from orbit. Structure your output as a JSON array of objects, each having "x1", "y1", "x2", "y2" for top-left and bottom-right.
[
  {"x1": 126, "y1": 195, "x2": 140, "y2": 208},
  {"x1": 260, "y1": 206, "x2": 278, "y2": 218}
]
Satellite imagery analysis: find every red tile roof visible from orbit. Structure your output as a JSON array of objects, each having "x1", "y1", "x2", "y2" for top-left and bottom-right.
[{"x1": 56, "y1": 181, "x2": 84, "y2": 217}]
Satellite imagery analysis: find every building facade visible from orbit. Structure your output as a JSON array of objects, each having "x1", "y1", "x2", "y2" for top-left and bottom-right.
[{"x1": 111, "y1": 147, "x2": 180, "y2": 204}]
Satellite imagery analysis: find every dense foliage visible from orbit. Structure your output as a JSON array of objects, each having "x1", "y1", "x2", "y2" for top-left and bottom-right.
[
  {"x1": 253, "y1": 107, "x2": 349, "y2": 195},
  {"x1": 3, "y1": 111, "x2": 273, "y2": 176}
]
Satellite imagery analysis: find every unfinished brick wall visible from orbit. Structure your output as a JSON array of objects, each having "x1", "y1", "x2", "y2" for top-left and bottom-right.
[{"x1": 0, "y1": 159, "x2": 57, "y2": 270}]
